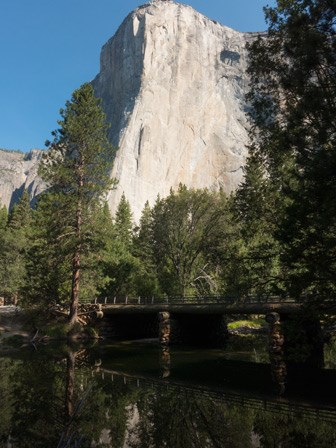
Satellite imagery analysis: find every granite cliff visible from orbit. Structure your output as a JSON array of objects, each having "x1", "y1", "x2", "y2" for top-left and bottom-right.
[
  {"x1": 0, "y1": 149, "x2": 44, "y2": 210},
  {"x1": 92, "y1": 0, "x2": 256, "y2": 220},
  {"x1": 0, "y1": 1, "x2": 256, "y2": 219}
]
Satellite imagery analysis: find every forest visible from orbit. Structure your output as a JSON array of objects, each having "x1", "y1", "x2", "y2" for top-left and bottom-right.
[{"x1": 0, "y1": 0, "x2": 334, "y2": 315}]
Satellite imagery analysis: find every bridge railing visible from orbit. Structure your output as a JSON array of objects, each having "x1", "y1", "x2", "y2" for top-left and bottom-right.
[
  {"x1": 96, "y1": 368, "x2": 336, "y2": 424},
  {"x1": 92, "y1": 295, "x2": 300, "y2": 306}
]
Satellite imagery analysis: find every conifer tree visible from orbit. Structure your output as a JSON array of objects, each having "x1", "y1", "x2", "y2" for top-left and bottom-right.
[
  {"x1": 135, "y1": 200, "x2": 152, "y2": 255},
  {"x1": 247, "y1": 0, "x2": 336, "y2": 300},
  {"x1": 232, "y1": 154, "x2": 282, "y2": 296},
  {"x1": 114, "y1": 193, "x2": 133, "y2": 248},
  {"x1": 0, "y1": 191, "x2": 32, "y2": 303},
  {"x1": 133, "y1": 201, "x2": 160, "y2": 297},
  {"x1": 102, "y1": 194, "x2": 138, "y2": 297},
  {"x1": 24, "y1": 192, "x2": 71, "y2": 305},
  {"x1": 8, "y1": 190, "x2": 32, "y2": 231},
  {"x1": 39, "y1": 83, "x2": 115, "y2": 328},
  {"x1": 0, "y1": 205, "x2": 8, "y2": 231}
]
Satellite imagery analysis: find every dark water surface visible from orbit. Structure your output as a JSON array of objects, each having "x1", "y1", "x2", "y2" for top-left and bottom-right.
[{"x1": 1, "y1": 336, "x2": 336, "y2": 448}]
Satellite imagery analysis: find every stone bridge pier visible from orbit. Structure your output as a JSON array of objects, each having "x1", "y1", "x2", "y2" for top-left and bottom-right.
[
  {"x1": 159, "y1": 312, "x2": 228, "y2": 346},
  {"x1": 98, "y1": 311, "x2": 228, "y2": 346},
  {"x1": 266, "y1": 312, "x2": 324, "y2": 371}
]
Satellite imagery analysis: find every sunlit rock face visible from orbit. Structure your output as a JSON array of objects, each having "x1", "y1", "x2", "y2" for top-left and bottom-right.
[
  {"x1": 0, "y1": 2, "x2": 257, "y2": 218},
  {"x1": 92, "y1": 0, "x2": 256, "y2": 220},
  {"x1": 0, "y1": 149, "x2": 44, "y2": 210}
]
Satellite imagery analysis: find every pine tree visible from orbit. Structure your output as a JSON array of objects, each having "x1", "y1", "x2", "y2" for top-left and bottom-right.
[
  {"x1": 114, "y1": 193, "x2": 133, "y2": 248},
  {"x1": 8, "y1": 190, "x2": 32, "y2": 231},
  {"x1": 24, "y1": 192, "x2": 71, "y2": 305},
  {"x1": 133, "y1": 201, "x2": 160, "y2": 297},
  {"x1": 0, "y1": 192, "x2": 32, "y2": 303},
  {"x1": 135, "y1": 200, "x2": 152, "y2": 256},
  {"x1": 0, "y1": 205, "x2": 8, "y2": 231},
  {"x1": 39, "y1": 83, "x2": 116, "y2": 328},
  {"x1": 232, "y1": 154, "x2": 282, "y2": 296},
  {"x1": 247, "y1": 0, "x2": 336, "y2": 301},
  {"x1": 101, "y1": 194, "x2": 138, "y2": 297}
]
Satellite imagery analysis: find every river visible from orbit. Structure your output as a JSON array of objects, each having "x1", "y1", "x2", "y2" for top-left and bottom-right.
[{"x1": 0, "y1": 336, "x2": 336, "y2": 447}]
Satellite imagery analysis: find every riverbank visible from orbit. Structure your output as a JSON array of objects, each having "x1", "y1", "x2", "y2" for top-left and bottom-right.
[
  {"x1": 0, "y1": 306, "x2": 30, "y2": 350},
  {"x1": 0, "y1": 305, "x2": 101, "y2": 350},
  {"x1": 227, "y1": 318, "x2": 267, "y2": 336}
]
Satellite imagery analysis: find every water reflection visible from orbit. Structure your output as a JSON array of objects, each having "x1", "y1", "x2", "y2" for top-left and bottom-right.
[
  {"x1": 266, "y1": 313, "x2": 287, "y2": 395},
  {"x1": 0, "y1": 343, "x2": 336, "y2": 448},
  {"x1": 159, "y1": 346, "x2": 171, "y2": 379}
]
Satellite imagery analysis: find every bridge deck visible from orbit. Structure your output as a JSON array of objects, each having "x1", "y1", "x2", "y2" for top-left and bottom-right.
[
  {"x1": 94, "y1": 295, "x2": 335, "y2": 315},
  {"x1": 102, "y1": 303, "x2": 302, "y2": 315}
]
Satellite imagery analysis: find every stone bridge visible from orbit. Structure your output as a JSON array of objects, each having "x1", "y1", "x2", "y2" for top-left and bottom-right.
[{"x1": 89, "y1": 295, "x2": 334, "y2": 369}]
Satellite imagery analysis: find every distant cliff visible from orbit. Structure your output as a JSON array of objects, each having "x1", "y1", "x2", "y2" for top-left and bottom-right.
[
  {"x1": 0, "y1": 149, "x2": 44, "y2": 209},
  {"x1": 93, "y1": 1, "x2": 257, "y2": 220},
  {"x1": 0, "y1": 1, "x2": 258, "y2": 218}
]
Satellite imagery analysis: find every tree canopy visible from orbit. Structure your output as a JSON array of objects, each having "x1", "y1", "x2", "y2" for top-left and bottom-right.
[{"x1": 247, "y1": 0, "x2": 336, "y2": 301}]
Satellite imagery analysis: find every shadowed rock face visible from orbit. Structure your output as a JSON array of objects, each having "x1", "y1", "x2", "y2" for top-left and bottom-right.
[
  {"x1": 0, "y1": 149, "x2": 44, "y2": 210},
  {"x1": 0, "y1": 2, "x2": 257, "y2": 218},
  {"x1": 92, "y1": 1, "x2": 257, "y2": 220}
]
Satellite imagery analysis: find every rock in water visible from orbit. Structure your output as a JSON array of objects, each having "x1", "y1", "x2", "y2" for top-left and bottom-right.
[
  {"x1": 92, "y1": 1, "x2": 255, "y2": 220},
  {"x1": 0, "y1": 2, "x2": 257, "y2": 218}
]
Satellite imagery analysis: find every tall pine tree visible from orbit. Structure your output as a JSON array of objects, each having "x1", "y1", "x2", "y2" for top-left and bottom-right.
[
  {"x1": 102, "y1": 194, "x2": 138, "y2": 297},
  {"x1": 40, "y1": 83, "x2": 115, "y2": 328},
  {"x1": 247, "y1": 0, "x2": 336, "y2": 301},
  {"x1": 133, "y1": 201, "x2": 160, "y2": 297}
]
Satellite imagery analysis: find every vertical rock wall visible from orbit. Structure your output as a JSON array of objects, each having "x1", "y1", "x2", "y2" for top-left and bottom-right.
[
  {"x1": 0, "y1": 149, "x2": 44, "y2": 209},
  {"x1": 0, "y1": 2, "x2": 257, "y2": 217},
  {"x1": 93, "y1": 1, "x2": 257, "y2": 220}
]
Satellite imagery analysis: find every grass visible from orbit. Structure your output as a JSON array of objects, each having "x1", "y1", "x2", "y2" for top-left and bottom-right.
[
  {"x1": 228, "y1": 318, "x2": 265, "y2": 330},
  {"x1": 43, "y1": 323, "x2": 70, "y2": 338},
  {"x1": 1, "y1": 334, "x2": 25, "y2": 347}
]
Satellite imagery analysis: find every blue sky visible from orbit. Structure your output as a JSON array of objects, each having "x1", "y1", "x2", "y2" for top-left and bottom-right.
[{"x1": 0, "y1": 0, "x2": 274, "y2": 152}]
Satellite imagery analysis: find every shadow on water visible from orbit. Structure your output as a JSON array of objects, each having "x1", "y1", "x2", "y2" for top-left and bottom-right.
[{"x1": 0, "y1": 337, "x2": 336, "y2": 447}]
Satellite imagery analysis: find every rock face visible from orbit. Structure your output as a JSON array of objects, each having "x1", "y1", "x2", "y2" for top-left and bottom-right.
[
  {"x1": 92, "y1": 0, "x2": 256, "y2": 220},
  {"x1": 0, "y1": 1, "x2": 256, "y2": 218},
  {"x1": 0, "y1": 149, "x2": 44, "y2": 209}
]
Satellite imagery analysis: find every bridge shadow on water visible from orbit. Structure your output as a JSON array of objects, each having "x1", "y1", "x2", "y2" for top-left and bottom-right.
[{"x1": 89, "y1": 341, "x2": 336, "y2": 410}]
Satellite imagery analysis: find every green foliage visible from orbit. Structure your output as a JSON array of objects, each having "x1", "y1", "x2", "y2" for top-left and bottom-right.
[
  {"x1": 227, "y1": 319, "x2": 264, "y2": 330},
  {"x1": 38, "y1": 83, "x2": 116, "y2": 317},
  {"x1": 24, "y1": 192, "x2": 71, "y2": 305},
  {"x1": 101, "y1": 194, "x2": 139, "y2": 297},
  {"x1": 0, "y1": 205, "x2": 8, "y2": 231},
  {"x1": 8, "y1": 190, "x2": 32, "y2": 231},
  {"x1": 231, "y1": 154, "x2": 283, "y2": 296},
  {"x1": 0, "y1": 192, "x2": 32, "y2": 303},
  {"x1": 114, "y1": 193, "x2": 133, "y2": 248},
  {"x1": 247, "y1": 0, "x2": 336, "y2": 301},
  {"x1": 1, "y1": 348, "x2": 336, "y2": 448},
  {"x1": 133, "y1": 201, "x2": 161, "y2": 297},
  {"x1": 151, "y1": 185, "x2": 222, "y2": 296}
]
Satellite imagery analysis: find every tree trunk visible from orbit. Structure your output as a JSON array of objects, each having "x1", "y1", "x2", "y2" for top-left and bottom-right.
[
  {"x1": 69, "y1": 158, "x2": 83, "y2": 330},
  {"x1": 65, "y1": 350, "x2": 75, "y2": 419},
  {"x1": 69, "y1": 251, "x2": 80, "y2": 328}
]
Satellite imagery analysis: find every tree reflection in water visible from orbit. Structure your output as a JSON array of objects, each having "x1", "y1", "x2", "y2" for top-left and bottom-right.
[{"x1": 0, "y1": 346, "x2": 336, "y2": 448}]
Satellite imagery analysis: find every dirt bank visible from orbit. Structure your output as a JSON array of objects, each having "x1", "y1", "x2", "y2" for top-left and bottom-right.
[{"x1": 0, "y1": 307, "x2": 30, "y2": 346}]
